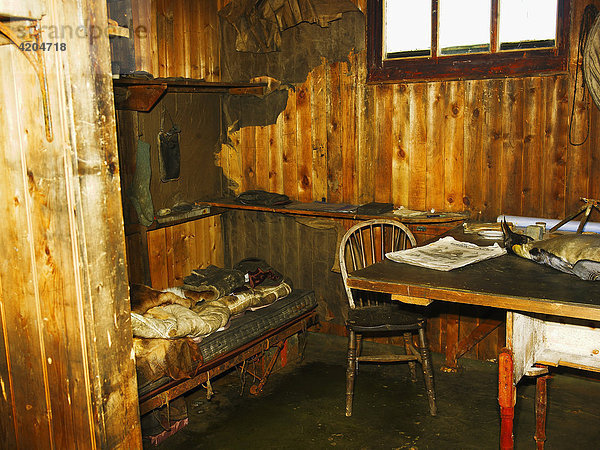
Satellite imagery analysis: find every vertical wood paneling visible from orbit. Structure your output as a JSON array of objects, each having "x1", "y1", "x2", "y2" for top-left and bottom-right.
[
  {"x1": 1, "y1": 0, "x2": 142, "y2": 444},
  {"x1": 501, "y1": 78, "x2": 524, "y2": 215},
  {"x1": 282, "y1": 92, "x2": 298, "y2": 198},
  {"x1": 296, "y1": 79, "x2": 313, "y2": 201},
  {"x1": 392, "y1": 84, "x2": 410, "y2": 207},
  {"x1": 426, "y1": 82, "x2": 446, "y2": 211},
  {"x1": 463, "y1": 80, "x2": 484, "y2": 217},
  {"x1": 255, "y1": 125, "x2": 269, "y2": 190},
  {"x1": 165, "y1": 226, "x2": 176, "y2": 286},
  {"x1": 356, "y1": 56, "x2": 372, "y2": 204},
  {"x1": 522, "y1": 77, "x2": 545, "y2": 217},
  {"x1": 147, "y1": 216, "x2": 224, "y2": 289},
  {"x1": 132, "y1": 0, "x2": 221, "y2": 80},
  {"x1": 311, "y1": 63, "x2": 328, "y2": 201},
  {"x1": 374, "y1": 85, "x2": 393, "y2": 203},
  {"x1": 408, "y1": 83, "x2": 428, "y2": 210},
  {"x1": 131, "y1": 0, "x2": 152, "y2": 72},
  {"x1": 189, "y1": 0, "x2": 201, "y2": 79},
  {"x1": 147, "y1": 228, "x2": 168, "y2": 289},
  {"x1": 0, "y1": 46, "x2": 53, "y2": 448},
  {"x1": 444, "y1": 81, "x2": 464, "y2": 212},
  {"x1": 543, "y1": 76, "x2": 569, "y2": 219},
  {"x1": 183, "y1": 221, "x2": 197, "y2": 279},
  {"x1": 483, "y1": 79, "x2": 503, "y2": 218},
  {"x1": 326, "y1": 63, "x2": 343, "y2": 203},
  {"x1": 241, "y1": 126, "x2": 257, "y2": 191},
  {"x1": 206, "y1": 0, "x2": 220, "y2": 81},
  {"x1": 268, "y1": 121, "x2": 283, "y2": 193},
  {"x1": 341, "y1": 59, "x2": 358, "y2": 203}
]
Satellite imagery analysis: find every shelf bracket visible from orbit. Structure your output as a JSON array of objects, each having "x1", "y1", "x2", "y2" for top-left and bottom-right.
[
  {"x1": 0, "y1": 20, "x2": 53, "y2": 142},
  {"x1": 113, "y1": 84, "x2": 167, "y2": 112}
]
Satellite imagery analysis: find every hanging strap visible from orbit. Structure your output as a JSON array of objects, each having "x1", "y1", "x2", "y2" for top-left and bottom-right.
[
  {"x1": 569, "y1": 4, "x2": 599, "y2": 146},
  {"x1": 160, "y1": 104, "x2": 179, "y2": 135}
]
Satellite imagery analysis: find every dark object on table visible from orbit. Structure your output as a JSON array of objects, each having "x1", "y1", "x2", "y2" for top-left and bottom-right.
[
  {"x1": 356, "y1": 202, "x2": 393, "y2": 215},
  {"x1": 235, "y1": 190, "x2": 291, "y2": 206},
  {"x1": 340, "y1": 219, "x2": 437, "y2": 417}
]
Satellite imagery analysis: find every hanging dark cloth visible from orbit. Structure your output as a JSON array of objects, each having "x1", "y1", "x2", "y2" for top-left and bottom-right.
[{"x1": 157, "y1": 105, "x2": 181, "y2": 182}]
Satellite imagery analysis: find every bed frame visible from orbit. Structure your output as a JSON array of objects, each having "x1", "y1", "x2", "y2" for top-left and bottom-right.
[{"x1": 138, "y1": 293, "x2": 318, "y2": 415}]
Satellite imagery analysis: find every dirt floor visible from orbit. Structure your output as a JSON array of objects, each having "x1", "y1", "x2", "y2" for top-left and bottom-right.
[{"x1": 149, "y1": 332, "x2": 600, "y2": 449}]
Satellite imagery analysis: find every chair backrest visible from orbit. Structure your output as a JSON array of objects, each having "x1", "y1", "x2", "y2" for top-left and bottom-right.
[{"x1": 339, "y1": 219, "x2": 416, "y2": 309}]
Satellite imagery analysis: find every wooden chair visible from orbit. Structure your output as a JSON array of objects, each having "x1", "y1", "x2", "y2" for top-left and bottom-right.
[{"x1": 339, "y1": 219, "x2": 437, "y2": 417}]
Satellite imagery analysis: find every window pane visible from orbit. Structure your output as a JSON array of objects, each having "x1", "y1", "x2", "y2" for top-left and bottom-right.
[
  {"x1": 499, "y1": 0, "x2": 557, "y2": 50},
  {"x1": 385, "y1": 0, "x2": 431, "y2": 58},
  {"x1": 439, "y1": 0, "x2": 491, "y2": 55}
]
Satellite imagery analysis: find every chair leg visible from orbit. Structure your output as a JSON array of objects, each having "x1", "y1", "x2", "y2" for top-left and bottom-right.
[
  {"x1": 346, "y1": 329, "x2": 357, "y2": 417},
  {"x1": 418, "y1": 325, "x2": 437, "y2": 416},
  {"x1": 403, "y1": 332, "x2": 417, "y2": 382},
  {"x1": 356, "y1": 333, "x2": 362, "y2": 372}
]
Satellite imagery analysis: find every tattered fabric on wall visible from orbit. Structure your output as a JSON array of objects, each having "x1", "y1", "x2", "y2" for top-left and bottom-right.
[
  {"x1": 220, "y1": 0, "x2": 359, "y2": 53},
  {"x1": 218, "y1": 0, "x2": 364, "y2": 153},
  {"x1": 219, "y1": 0, "x2": 364, "y2": 83}
]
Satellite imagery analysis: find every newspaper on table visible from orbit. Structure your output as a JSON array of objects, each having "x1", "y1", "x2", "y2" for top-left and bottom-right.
[{"x1": 385, "y1": 236, "x2": 507, "y2": 271}]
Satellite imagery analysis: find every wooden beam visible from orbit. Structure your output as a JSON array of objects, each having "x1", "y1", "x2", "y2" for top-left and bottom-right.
[{"x1": 454, "y1": 318, "x2": 502, "y2": 360}]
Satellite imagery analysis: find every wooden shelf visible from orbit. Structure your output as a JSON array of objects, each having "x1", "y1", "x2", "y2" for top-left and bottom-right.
[
  {"x1": 124, "y1": 207, "x2": 226, "y2": 236},
  {"x1": 203, "y1": 198, "x2": 469, "y2": 224},
  {"x1": 113, "y1": 78, "x2": 267, "y2": 111}
]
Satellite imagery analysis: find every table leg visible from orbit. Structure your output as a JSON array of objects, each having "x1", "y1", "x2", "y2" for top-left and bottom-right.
[
  {"x1": 534, "y1": 374, "x2": 550, "y2": 450},
  {"x1": 441, "y1": 306, "x2": 460, "y2": 372},
  {"x1": 499, "y1": 348, "x2": 515, "y2": 450}
]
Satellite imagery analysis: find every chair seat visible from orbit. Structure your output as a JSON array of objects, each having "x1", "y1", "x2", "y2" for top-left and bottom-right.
[{"x1": 347, "y1": 304, "x2": 423, "y2": 331}]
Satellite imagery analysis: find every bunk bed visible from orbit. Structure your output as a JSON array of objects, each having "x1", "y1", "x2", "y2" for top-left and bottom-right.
[{"x1": 129, "y1": 260, "x2": 318, "y2": 441}]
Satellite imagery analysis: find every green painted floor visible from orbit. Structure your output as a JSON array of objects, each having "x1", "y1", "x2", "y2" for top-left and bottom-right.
[{"x1": 151, "y1": 332, "x2": 600, "y2": 449}]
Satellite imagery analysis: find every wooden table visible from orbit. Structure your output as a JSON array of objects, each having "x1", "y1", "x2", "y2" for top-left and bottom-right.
[{"x1": 345, "y1": 231, "x2": 600, "y2": 448}]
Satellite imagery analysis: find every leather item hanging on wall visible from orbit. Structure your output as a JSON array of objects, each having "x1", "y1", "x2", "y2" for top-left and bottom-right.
[{"x1": 158, "y1": 105, "x2": 181, "y2": 182}]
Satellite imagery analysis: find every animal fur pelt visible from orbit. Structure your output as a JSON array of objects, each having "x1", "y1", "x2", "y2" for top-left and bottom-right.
[
  {"x1": 501, "y1": 220, "x2": 600, "y2": 280},
  {"x1": 133, "y1": 337, "x2": 200, "y2": 387},
  {"x1": 130, "y1": 284, "x2": 210, "y2": 315}
]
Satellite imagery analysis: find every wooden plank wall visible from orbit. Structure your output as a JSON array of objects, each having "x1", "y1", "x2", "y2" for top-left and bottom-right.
[
  {"x1": 218, "y1": 0, "x2": 600, "y2": 223},
  {"x1": 131, "y1": 0, "x2": 226, "y2": 80},
  {"x1": 146, "y1": 216, "x2": 224, "y2": 290},
  {"x1": 0, "y1": 0, "x2": 141, "y2": 446},
  {"x1": 213, "y1": 0, "x2": 600, "y2": 361}
]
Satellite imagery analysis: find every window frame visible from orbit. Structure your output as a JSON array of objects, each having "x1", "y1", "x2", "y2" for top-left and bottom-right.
[{"x1": 367, "y1": 0, "x2": 571, "y2": 82}]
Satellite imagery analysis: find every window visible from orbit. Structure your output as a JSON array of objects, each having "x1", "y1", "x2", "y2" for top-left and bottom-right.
[{"x1": 368, "y1": 0, "x2": 570, "y2": 81}]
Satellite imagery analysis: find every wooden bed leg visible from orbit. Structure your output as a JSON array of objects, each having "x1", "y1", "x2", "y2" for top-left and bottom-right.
[
  {"x1": 499, "y1": 348, "x2": 515, "y2": 450},
  {"x1": 534, "y1": 374, "x2": 550, "y2": 450},
  {"x1": 250, "y1": 341, "x2": 284, "y2": 395}
]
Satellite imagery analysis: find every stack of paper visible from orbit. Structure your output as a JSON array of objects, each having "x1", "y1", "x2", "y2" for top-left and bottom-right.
[{"x1": 385, "y1": 236, "x2": 506, "y2": 271}]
